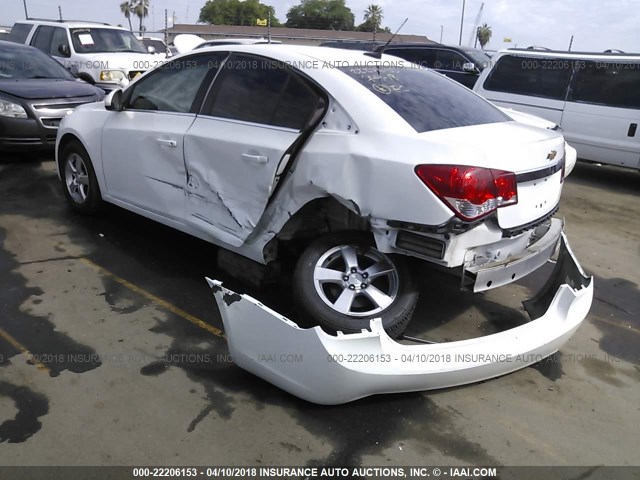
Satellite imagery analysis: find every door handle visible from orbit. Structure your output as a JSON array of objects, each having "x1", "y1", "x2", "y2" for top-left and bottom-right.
[
  {"x1": 242, "y1": 153, "x2": 268, "y2": 164},
  {"x1": 157, "y1": 139, "x2": 177, "y2": 147},
  {"x1": 628, "y1": 123, "x2": 637, "y2": 138}
]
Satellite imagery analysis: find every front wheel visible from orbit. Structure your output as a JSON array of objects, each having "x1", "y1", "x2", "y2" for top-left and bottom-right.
[
  {"x1": 293, "y1": 232, "x2": 418, "y2": 338},
  {"x1": 59, "y1": 141, "x2": 103, "y2": 214}
]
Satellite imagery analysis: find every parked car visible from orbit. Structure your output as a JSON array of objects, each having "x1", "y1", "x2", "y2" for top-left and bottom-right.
[
  {"x1": 320, "y1": 40, "x2": 385, "y2": 52},
  {"x1": 9, "y1": 20, "x2": 155, "y2": 91},
  {"x1": 137, "y1": 36, "x2": 171, "y2": 57},
  {"x1": 0, "y1": 28, "x2": 9, "y2": 41},
  {"x1": 56, "y1": 44, "x2": 587, "y2": 339},
  {"x1": 173, "y1": 35, "x2": 281, "y2": 54},
  {"x1": 195, "y1": 38, "x2": 281, "y2": 49},
  {"x1": 474, "y1": 49, "x2": 640, "y2": 169},
  {"x1": 376, "y1": 43, "x2": 492, "y2": 89},
  {"x1": 0, "y1": 40, "x2": 104, "y2": 152}
]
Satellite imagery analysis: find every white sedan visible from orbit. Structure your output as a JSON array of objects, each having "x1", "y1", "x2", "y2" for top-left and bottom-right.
[{"x1": 56, "y1": 45, "x2": 592, "y2": 403}]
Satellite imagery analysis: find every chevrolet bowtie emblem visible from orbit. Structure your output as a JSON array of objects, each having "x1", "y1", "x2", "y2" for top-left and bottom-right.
[{"x1": 547, "y1": 150, "x2": 558, "y2": 160}]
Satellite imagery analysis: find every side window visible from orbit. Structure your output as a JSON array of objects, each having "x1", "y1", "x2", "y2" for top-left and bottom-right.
[
  {"x1": 30, "y1": 26, "x2": 55, "y2": 53},
  {"x1": 8, "y1": 23, "x2": 33, "y2": 43},
  {"x1": 384, "y1": 49, "x2": 436, "y2": 69},
  {"x1": 127, "y1": 54, "x2": 226, "y2": 113},
  {"x1": 483, "y1": 55, "x2": 572, "y2": 100},
  {"x1": 50, "y1": 27, "x2": 70, "y2": 57},
  {"x1": 206, "y1": 54, "x2": 323, "y2": 130},
  {"x1": 570, "y1": 61, "x2": 640, "y2": 109},
  {"x1": 435, "y1": 51, "x2": 467, "y2": 72}
]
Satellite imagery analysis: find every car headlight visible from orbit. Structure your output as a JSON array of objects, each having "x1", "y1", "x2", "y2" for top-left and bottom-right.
[
  {"x1": 99, "y1": 70, "x2": 126, "y2": 82},
  {"x1": 0, "y1": 98, "x2": 28, "y2": 119}
]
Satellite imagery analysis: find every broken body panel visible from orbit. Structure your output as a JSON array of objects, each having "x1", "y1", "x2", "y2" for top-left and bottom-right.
[{"x1": 209, "y1": 233, "x2": 593, "y2": 405}]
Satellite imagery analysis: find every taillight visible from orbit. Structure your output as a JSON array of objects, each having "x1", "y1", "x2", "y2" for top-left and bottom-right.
[{"x1": 415, "y1": 164, "x2": 518, "y2": 221}]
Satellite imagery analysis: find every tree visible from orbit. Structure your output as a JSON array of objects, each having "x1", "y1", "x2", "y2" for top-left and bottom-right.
[
  {"x1": 119, "y1": 1, "x2": 134, "y2": 31},
  {"x1": 359, "y1": 4, "x2": 382, "y2": 32},
  {"x1": 199, "y1": 0, "x2": 281, "y2": 27},
  {"x1": 133, "y1": 0, "x2": 150, "y2": 32},
  {"x1": 286, "y1": 0, "x2": 355, "y2": 31},
  {"x1": 476, "y1": 23, "x2": 492, "y2": 49}
]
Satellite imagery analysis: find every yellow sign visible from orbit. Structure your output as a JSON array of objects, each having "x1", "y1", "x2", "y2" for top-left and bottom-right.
[
  {"x1": 256, "y1": 18, "x2": 267, "y2": 26},
  {"x1": 503, "y1": 37, "x2": 512, "y2": 43}
]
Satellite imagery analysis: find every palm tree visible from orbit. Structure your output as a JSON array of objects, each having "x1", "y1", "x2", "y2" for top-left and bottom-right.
[
  {"x1": 133, "y1": 0, "x2": 150, "y2": 33},
  {"x1": 363, "y1": 4, "x2": 383, "y2": 40},
  {"x1": 476, "y1": 23, "x2": 492, "y2": 49},
  {"x1": 120, "y1": 1, "x2": 134, "y2": 31}
]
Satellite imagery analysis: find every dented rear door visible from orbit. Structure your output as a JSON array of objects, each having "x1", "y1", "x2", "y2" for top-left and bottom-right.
[{"x1": 183, "y1": 53, "x2": 325, "y2": 247}]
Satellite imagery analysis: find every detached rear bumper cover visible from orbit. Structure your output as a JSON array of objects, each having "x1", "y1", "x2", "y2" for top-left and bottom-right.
[{"x1": 208, "y1": 233, "x2": 593, "y2": 405}]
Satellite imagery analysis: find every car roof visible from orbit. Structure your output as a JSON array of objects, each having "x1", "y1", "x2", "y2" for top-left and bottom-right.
[
  {"x1": 377, "y1": 43, "x2": 461, "y2": 50},
  {"x1": 498, "y1": 48, "x2": 640, "y2": 60},
  {"x1": 17, "y1": 19, "x2": 120, "y2": 29},
  {"x1": 189, "y1": 43, "x2": 408, "y2": 66}
]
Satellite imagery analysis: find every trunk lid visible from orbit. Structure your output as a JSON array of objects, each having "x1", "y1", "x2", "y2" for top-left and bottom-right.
[{"x1": 420, "y1": 121, "x2": 566, "y2": 229}]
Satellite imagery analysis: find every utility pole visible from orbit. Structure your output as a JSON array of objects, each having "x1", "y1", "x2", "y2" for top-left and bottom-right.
[
  {"x1": 58, "y1": 5, "x2": 62, "y2": 20},
  {"x1": 440, "y1": 25, "x2": 443, "y2": 43},
  {"x1": 568, "y1": 35, "x2": 574, "y2": 51},
  {"x1": 268, "y1": 11, "x2": 271, "y2": 44},
  {"x1": 22, "y1": 0, "x2": 29, "y2": 19},
  {"x1": 164, "y1": 9, "x2": 168, "y2": 51},
  {"x1": 459, "y1": 0, "x2": 466, "y2": 46}
]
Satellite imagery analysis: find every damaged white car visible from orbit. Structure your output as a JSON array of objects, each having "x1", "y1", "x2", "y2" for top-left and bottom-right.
[{"x1": 56, "y1": 45, "x2": 593, "y2": 403}]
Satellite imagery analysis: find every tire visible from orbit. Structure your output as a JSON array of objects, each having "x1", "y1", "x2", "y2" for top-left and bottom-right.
[
  {"x1": 293, "y1": 232, "x2": 418, "y2": 338},
  {"x1": 59, "y1": 140, "x2": 103, "y2": 214}
]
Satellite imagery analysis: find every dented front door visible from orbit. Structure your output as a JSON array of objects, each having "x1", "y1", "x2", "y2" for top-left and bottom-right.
[{"x1": 183, "y1": 53, "x2": 324, "y2": 247}]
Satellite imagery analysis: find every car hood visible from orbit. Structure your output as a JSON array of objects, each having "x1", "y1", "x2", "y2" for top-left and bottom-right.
[{"x1": 0, "y1": 79, "x2": 102, "y2": 100}]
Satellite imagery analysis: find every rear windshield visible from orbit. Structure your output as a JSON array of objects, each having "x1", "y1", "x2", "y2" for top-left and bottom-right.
[{"x1": 340, "y1": 64, "x2": 509, "y2": 133}]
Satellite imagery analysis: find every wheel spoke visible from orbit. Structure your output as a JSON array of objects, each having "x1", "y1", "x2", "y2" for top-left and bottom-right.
[
  {"x1": 68, "y1": 157, "x2": 78, "y2": 173},
  {"x1": 364, "y1": 261, "x2": 395, "y2": 280},
  {"x1": 314, "y1": 267, "x2": 344, "y2": 283},
  {"x1": 340, "y1": 245, "x2": 360, "y2": 271},
  {"x1": 364, "y1": 285, "x2": 394, "y2": 310},
  {"x1": 77, "y1": 174, "x2": 89, "y2": 186},
  {"x1": 333, "y1": 288, "x2": 357, "y2": 314}
]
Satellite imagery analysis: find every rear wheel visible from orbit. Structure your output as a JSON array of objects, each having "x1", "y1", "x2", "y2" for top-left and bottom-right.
[
  {"x1": 293, "y1": 232, "x2": 418, "y2": 338},
  {"x1": 60, "y1": 141, "x2": 103, "y2": 214}
]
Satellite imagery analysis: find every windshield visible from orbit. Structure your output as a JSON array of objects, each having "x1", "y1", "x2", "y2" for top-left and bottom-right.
[
  {"x1": 0, "y1": 45, "x2": 76, "y2": 80},
  {"x1": 341, "y1": 64, "x2": 509, "y2": 133},
  {"x1": 70, "y1": 28, "x2": 148, "y2": 54},
  {"x1": 464, "y1": 50, "x2": 492, "y2": 69}
]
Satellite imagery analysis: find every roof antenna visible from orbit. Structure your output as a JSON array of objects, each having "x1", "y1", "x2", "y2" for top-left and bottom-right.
[{"x1": 365, "y1": 18, "x2": 408, "y2": 59}]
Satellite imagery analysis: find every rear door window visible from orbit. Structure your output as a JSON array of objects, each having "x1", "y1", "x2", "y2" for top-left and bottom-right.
[
  {"x1": 205, "y1": 54, "x2": 323, "y2": 130},
  {"x1": 569, "y1": 61, "x2": 640, "y2": 109},
  {"x1": 8, "y1": 23, "x2": 33, "y2": 43},
  {"x1": 484, "y1": 55, "x2": 573, "y2": 100},
  {"x1": 30, "y1": 25, "x2": 55, "y2": 53},
  {"x1": 341, "y1": 64, "x2": 508, "y2": 133}
]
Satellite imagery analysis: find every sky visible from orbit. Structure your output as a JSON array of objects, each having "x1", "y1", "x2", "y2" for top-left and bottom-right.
[{"x1": 2, "y1": 0, "x2": 638, "y2": 52}]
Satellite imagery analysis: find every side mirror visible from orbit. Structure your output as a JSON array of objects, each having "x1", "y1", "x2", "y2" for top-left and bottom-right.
[
  {"x1": 462, "y1": 62, "x2": 478, "y2": 73},
  {"x1": 147, "y1": 45, "x2": 156, "y2": 54},
  {"x1": 104, "y1": 89, "x2": 124, "y2": 112},
  {"x1": 58, "y1": 44, "x2": 71, "y2": 57}
]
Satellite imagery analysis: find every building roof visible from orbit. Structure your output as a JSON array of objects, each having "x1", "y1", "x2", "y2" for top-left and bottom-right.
[{"x1": 165, "y1": 24, "x2": 434, "y2": 44}]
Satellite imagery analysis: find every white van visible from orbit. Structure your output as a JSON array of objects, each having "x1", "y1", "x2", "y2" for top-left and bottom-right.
[
  {"x1": 9, "y1": 20, "x2": 157, "y2": 91},
  {"x1": 475, "y1": 49, "x2": 640, "y2": 169}
]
